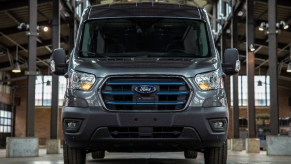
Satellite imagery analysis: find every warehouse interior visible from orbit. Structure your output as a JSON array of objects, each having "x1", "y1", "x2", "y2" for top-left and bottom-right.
[{"x1": 0, "y1": 0, "x2": 291, "y2": 163}]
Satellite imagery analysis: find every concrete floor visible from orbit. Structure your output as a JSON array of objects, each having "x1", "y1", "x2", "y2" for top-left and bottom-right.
[{"x1": 1, "y1": 149, "x2": 291, "y2": 164}]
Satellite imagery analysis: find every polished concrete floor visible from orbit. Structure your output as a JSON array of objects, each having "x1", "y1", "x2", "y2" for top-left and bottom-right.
[{"x1": 1, "y1": 149, "x2": 291, "y2": 164}]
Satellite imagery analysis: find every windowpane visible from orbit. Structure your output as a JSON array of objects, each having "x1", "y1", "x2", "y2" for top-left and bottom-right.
[
  {"x1": 230, "y1": 75, "x2": 270, "y2": 107},
  {"x1": 58, "y1": 76, "x2": 67, "y2": 105},
  {"x1": 35, "y1": 76, "x2": 44, "y2": 106},
  {"x1": 35, "y1": 75, "x2": 67, "y2": 107},
  {"x1": 241, "y1": 76, "x2": 248, "y2": 106}
]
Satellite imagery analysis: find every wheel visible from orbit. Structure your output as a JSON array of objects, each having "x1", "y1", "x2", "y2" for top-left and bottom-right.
[
  {"x1": 204, "y1": 141, "x2": 227, "y2": 164},
  {"x1": 91, "y1": 151, "x2": 105, "y2": 159},
  {"x1": 63, "y1": 141, "x2": 86, "y2": 164},
  {"x1": 184, "y1": 150, "x2": 198, "y2": 159}
]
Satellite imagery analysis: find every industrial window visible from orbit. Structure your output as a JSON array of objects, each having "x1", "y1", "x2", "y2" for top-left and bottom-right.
[
  {"x1": 230, "y1": 75, "x2": 270, "y2": 106},
  {"x1": 35, "y1": 76, "x2": 67, "y2": 106},
  {"x1": 0, "y1": 105, "x2": 12, "y2": 133}
]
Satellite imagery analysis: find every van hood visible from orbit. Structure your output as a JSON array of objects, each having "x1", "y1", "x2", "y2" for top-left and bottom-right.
[{"x1": 71, "y1": 57, "x2": 220, "y2": 78}]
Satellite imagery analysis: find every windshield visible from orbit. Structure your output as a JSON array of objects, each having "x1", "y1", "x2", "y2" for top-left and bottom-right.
[{"x1": 79, "y1": 18, "x2": 210, "y2": 58}]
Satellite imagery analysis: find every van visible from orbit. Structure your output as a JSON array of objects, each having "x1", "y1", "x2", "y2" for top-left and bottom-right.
[{"x1": 51, "y1": 2, "x2": 240, "y2": 164}]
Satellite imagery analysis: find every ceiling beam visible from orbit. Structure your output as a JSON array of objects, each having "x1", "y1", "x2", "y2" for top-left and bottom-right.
[
  {"x1": 0, "y1": 20, "x2": 67, "y2": 36},
  {"x1": 0, "y1": 0, "x2": 52, "y2": 12},
  {"x1": 254, "y1": 0, "x2": 291, "y2": 9},
  {"x1": 6, "y1": 37, "x2": 67, "y2": 54}
]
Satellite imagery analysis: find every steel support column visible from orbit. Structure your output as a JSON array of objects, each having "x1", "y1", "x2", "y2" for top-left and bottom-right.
[
  {"x1": 246, "y1": 0, "x2": 256, "y2": 138},
  {"x1": 26, "y1": 0, "x2": 37, "y2": 137},
  {"x1": 231, "y1": 5, "x2": 240, "y2": 139},
  {"x1": 220, "y1": 1, "x2": 231, "y2": 109},
  {"x1": 212, "y1": 0, "x2": 217, "y2": 32},
  {"x1": 268, "y1": 0, "x2": 279, "y2": 135},
  {"x1": 50, "y1": 0, "x2": 60, "y2": 139}
]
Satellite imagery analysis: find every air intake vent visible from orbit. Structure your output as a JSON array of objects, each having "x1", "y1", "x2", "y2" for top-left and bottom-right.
[
  {"x1": 108, "y1": 127, "x2": 184, "y2": 138},
  {"x1": 100, "y1": 76, "x2": 191, "y2": 111}
]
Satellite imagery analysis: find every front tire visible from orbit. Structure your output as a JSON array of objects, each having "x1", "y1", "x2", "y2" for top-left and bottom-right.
[
  {"x1": 184, "y1": 150, "x2": 198, "y2": 159},
  {"x1": 204, "y1": 141, "x2": 227, "y2": 164},
  {"x1": 63, "y1": 141, "x2": 86, "y2": 164},
  {"x1": 91, "y1": 151, "x2": 105, "y2": 159}
]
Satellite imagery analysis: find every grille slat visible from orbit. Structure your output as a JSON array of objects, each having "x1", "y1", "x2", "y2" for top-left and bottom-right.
[
  {"x1": 107, "y1": 81, "x2": 185, "y2": 85},
  {"x1": 100, "y1": 76, "x2": 191, "y2": 111}
]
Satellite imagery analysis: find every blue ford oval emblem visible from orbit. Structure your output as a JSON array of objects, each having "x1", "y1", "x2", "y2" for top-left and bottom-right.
[{"x1": 135, "y1": 85, "x2": 157, "y2": 94}]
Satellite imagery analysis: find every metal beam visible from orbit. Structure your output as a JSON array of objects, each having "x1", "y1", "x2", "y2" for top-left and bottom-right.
[
  {"x1": 268, "y1": 0, "x2": 279, "y2": 135},
  {"x1": 255, "y1": 43, "x2": 291, "y2": 70},
  {"x1": 0, "y1": 54, "x2": 53, "y2": 72},
  {"x1": 0, "y1": 32, "x2": 50, "y2": 67},
  {"x1": 50, "y1": 0, "x2": 60, "y2": 140},
  {"x1": 231, "y1": 5, "x2": 239, "y2": 139},
  {"x1": 4, "y1": 11, "x2": 21, "y2": 25},
  {"x1": 254, "y1": 0, "x2": 291, "y2": 10},
  {"x1": 246, "y1": 0, "x2": 256, "y2": 138},
  {"x1": 0, "y1": 0, "x2": 51, "y2": 12},
  {"x1": 6, "y1": 38, "x2": 66, "y2": 54},
  {"x1": 26, "y1": 0, "x2": 38, "y2": 137}
]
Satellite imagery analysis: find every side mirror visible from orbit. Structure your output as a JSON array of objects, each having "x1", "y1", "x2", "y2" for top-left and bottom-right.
[
  {"x1": 222, "y1": 48, "x2": 240, "y2": 75},
  {"x1": 50, "y1": 48, "x2": 67, "y2": 75}
]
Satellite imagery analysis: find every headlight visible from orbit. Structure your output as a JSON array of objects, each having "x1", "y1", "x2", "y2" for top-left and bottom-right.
[
  {"x1": 194, "y1": 69, "x2": 223, "y2": 91},
  {"x1": 68, "y1": 71, "x2": 96, "y2": 90}
]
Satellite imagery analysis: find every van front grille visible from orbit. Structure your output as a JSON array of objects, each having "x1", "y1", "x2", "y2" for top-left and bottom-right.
[{"x1": 100, "y1": 76, "x2": 191, "y2": 111}]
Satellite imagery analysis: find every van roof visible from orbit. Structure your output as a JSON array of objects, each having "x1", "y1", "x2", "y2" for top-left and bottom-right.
[{"x1": 88, "y1": 2, "x2": 202, "y2": 20}]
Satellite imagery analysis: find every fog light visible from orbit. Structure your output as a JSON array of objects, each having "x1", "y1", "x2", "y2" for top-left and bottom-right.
[
  {"x1": 67, "y1": 122, "x2": 77, "y2": 128},
  {"x1": 209, "y1": 119, "x2": 227, "y2": 132},
  {"x1": 64, "y1": 119, "x2": 82, "y2": 132},
  {"x1": 213, "y1": 121, "x2": 224, "y2": 128}
]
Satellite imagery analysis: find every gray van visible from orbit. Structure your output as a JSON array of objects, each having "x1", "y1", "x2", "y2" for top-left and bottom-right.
[{"x1": 51, "y1": 2, "x2": 240, "y2": 164}]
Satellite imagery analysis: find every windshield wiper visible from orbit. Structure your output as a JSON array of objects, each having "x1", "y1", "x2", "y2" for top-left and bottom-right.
[
  {"x1": 79, "y1": 51, "x2": 96, "y2": 56},
  {"x1": 79, "y1": 51, "x2": 112, "y2": 58}
]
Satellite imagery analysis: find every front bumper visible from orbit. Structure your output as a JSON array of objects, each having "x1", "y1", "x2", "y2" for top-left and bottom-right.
[{"x1": 62, "y1": 106, "x2": 228, "y2": 152}]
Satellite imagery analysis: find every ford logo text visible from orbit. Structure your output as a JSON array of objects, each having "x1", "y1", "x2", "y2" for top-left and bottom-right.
[{"x1": 134, "y1": 85, "x2": 157, "y2": 94}]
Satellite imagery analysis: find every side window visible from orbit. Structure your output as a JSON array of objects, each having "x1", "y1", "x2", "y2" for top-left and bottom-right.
[
  {"x1": 198, "y1": 23, "x2": 209, "y2": 57},
  {"x1": 81, "y1": 23, "x2": 90, "y2": 53},
  {"x1": 81, "y1": 23, "x2": 105, "y2": 55}
]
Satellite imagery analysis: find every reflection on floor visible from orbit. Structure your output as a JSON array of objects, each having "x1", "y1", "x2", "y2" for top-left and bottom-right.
[{"x1": 0, "y1": 149, "x2": 291, "y2": 164}]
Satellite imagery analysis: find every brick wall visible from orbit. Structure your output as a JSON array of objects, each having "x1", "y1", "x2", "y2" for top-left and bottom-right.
[
  {"x1": 14, "y1": 80, "x2": 63, "y2": 145},
  {"x1": 228, "y1": 87, "x2": 291, "y2": 138}
]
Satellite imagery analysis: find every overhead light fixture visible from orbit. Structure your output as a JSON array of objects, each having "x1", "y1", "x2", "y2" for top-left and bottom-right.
[
  {"x1": 38, "y1": 26, "x2": 49, "y2": 32},
  {"x1": 259, "y1": 22, "x2": 267, "y2": 31},
  {"x1": 257, "y1": 80, "x2": 263, "y2": 86},
  {"x1": 237, "y1": 11, "x2": 244, "y2": 17},
  {"x1": 249, "y1": 44, "x2": 255, "y2": 52},
  {"x1": 259, "y1": 21, "x2": 288, "y2": 34},
  {"x1": 46, "y1": 80, "x2": 51, "y2": 86},
  {"x1": 12, "y1": 62, "x2": 21, "y2": 73},
  {"x1": 42, "y1": 26, "x2": 49, "y2": 32},
  {"x1": 287, "y1": 62, "x2": 291, "y2": 72},
  {"x1": 18, "y1": 22, "x2": 49, "y2": 32},
  {"x1": 277, "y1": 21, "x2": 289, "y2": 30},
  {"x1": 17, "y1": 22, "x2": 29, "y2": 30},
  {"x1": 12, "y1": 46, "x2": 21, "y2": 73}
]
